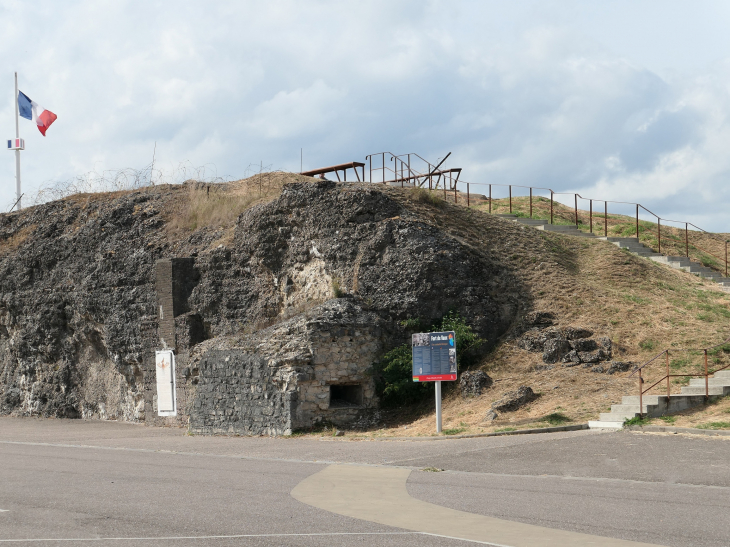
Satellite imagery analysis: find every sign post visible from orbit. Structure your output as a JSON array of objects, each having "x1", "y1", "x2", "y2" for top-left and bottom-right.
[
  {"x1": 435, "y1": 380, "x2": 442, "y2": 432},
  {"x1": 412, "y1": 331, "x2": 457, "y2": 433}
]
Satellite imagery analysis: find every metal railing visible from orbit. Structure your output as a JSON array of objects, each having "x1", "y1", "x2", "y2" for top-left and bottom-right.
[
  {"x1": 365, "y1": 152, "x2": 461, "y2": 192},
  {"x1": 361, "y1": 157, "x2": 730, "y2": 279},
  {"x1": 629, "y1": 336, "x2": 730, "y2": 417},
  {"x1": 361, "y1": 152, "x2": 730, "y2": 276}
]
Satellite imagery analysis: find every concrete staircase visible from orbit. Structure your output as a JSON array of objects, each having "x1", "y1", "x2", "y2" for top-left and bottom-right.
[
  {"x1": 496, "y1": 214, "x2": 730, "y2": 292},
  {"x1": 495, "y1": 214, "x2": 598, "y2": 238},
  {"x1": 600, "y1": 237, "x2": 730, "y2": 291},
  {"x1": 588, "y1": 370, "x2": 730, "y2": 429}
]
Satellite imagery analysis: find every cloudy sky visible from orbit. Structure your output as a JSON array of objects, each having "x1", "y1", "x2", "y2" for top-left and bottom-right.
[{"x1": 2, "y1": 0, "x2": 730, "y2": 229}]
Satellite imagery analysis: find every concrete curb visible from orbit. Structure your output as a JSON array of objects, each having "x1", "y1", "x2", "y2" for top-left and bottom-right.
[
  {"x1": 352, "y1": 423, "x2": 590, "y2": 442},
  {"x1": 626, "y1": 425, "x2": 730, "y2": 436}
]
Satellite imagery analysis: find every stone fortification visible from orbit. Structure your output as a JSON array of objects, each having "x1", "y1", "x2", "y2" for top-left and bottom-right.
[
  {"x1": 0, "y1": 178, "x2": 523, "y2": 434},
  {"x1": 189, "y1": 299, "x2": 385, "y2": 435}
]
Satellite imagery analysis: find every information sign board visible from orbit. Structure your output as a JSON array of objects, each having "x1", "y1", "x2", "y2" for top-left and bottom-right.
[
  {"x1": 412, "y1": 331, "x2": 457, "y2": 382},
  {"x1": 155, "y1": 350, "x2": 177, "y2": 416}
]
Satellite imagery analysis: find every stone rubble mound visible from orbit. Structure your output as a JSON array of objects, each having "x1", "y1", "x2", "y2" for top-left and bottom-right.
[
  {"x1": 459, "y1": 371, "x2": 493, "y2": 398},
  {"x1": 517, "y1": 318, "x2": 614, "y2": 367},
  {"x1": 491, "y1": 385, "x2": 537, "y2": 412}
]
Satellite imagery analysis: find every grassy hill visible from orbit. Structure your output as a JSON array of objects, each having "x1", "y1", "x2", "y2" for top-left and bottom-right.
[{"x1": 339, "y1": 187, "x2": 730, "y2": 437}]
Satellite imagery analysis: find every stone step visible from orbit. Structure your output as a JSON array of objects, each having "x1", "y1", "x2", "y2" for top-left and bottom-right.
[
  {"x1": 712, "y1": 370, "x2": 730, "y2": 378},
  {"x1": 495, "y1": 214, "x2": 518, "y2": 218},
  {"x1": 600, "y1": 411, "x2": 640, "y2": 422},
  {"x1": 678, "y1": 385, "x2": 728, "y2": 396},
  {"x1": 650, "y1": 256, "x2": 692, "y2": 266},
  {"x1": 536, "y1": 225, "x2": 582, "y2": 231},
  {"x1": 514, "y1": 219, "x2": 548, "y2": 226},
  {"x1": 688, "y1": 377, "x2": 730, "y2": 387},
  {"x1": 680, "y1": 265, "x2": 714, "y2": 274},
  {"x1": 598, "y1": 237, "x2": 640, "y2": 243},
  {"x1": 536, "y1": 226, "x2": 597, "y2": 238},
  {"x1": 610, "y1": 403, "x2": 656, "y2": 412},
  {"x1": 588, "y1": 420, "x2": 624, "y2": 429},
  {"x1": 622, "y1": 395, "x2": 663, "y2": 405}
]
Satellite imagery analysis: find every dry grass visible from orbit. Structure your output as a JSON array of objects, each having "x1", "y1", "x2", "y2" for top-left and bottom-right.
[
  {"x1": 166, "y1": 173, "x2": 284, "y2": 232},
  {"x1": 163, "y1": 172, "x2": 313, "y2": 244},
  {"x1": 0, "y1": 224, "x2": 36, "y2": 256}
]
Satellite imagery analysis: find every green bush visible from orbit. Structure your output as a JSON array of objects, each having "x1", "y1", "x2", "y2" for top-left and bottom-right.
[
  {"x1": 543, "y1": 412, "x2": 571, "y2": 425},
  {"x1": 411, "y1": 188, "x2": 443, "y2": 207},
  {"x1": 696, "y1": 421, "x2": 730, "y2": 430},
  {"x1": 375, "y1": 344, "x2": 433, "y2": 408},
  {"x1": 373, "y1": 311, "x2": 484, "y2": 408},
  {"x1": 623, "y1": 416, "x2": 651, "y2": 427},
  {"x1": 438, "y1": 310, "x2": 484, "y2": 367}
]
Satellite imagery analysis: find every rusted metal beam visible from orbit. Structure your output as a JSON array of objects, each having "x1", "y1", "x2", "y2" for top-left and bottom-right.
[
  {"x1": 381, "y1": 168, "x2": 462, "y2": 185},
  {"x1": 301, "y1": 162, "x2": 365, "y2": 177}
]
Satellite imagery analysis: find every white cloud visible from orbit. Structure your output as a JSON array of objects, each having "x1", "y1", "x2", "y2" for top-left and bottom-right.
[
  {"x1": 2, "y1": 1, "x2": 730, "y2": 230},
  {"x1": 247, "y1": 81, "x2": 346, "y2": 140}
]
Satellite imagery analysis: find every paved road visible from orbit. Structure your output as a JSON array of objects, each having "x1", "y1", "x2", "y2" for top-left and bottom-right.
[{"x1": 0, "y1": 418, "x2": 729, "y2": 546}]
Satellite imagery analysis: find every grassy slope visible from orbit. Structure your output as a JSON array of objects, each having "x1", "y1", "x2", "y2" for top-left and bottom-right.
[{"x1": 347, "y1": 188, "x2": 730, "y2": 438}]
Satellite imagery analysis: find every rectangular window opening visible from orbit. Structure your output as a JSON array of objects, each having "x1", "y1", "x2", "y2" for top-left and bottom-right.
[{"x1": 329, "y1": 384, "x2": 363, "y2": 408}]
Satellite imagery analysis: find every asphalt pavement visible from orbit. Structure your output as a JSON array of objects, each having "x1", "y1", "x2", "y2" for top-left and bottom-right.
[{"x1": 0, "y1": 417, "x2": 729, "y2": 546}]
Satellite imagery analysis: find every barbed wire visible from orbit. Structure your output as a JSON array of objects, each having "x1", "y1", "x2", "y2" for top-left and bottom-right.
[{"x1": 26, "y1": 160, "x2": 276, "y2": 206}]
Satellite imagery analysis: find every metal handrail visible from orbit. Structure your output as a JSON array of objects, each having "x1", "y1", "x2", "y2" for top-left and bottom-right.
[
  {"x1": 457, "y1": 180, "x2": 730, "y2": 276},
  {"x1": 627, "y1": 336, "x2": 730, "y2": 417},
  {"x1": 361, "y1": 153, "x2": 730, "y2": 276}
]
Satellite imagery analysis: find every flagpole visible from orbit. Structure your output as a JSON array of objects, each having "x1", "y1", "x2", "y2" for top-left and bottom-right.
[{"x1": 14, "y1": 72, "x2": 21, "y2": 210}]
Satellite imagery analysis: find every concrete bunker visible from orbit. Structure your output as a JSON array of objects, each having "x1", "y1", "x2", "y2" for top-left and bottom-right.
[{"x1": 153, "y1": 257, "x2": 385, "y2": 435}]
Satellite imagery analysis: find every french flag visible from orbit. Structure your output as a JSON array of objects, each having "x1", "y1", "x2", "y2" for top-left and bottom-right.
[{"x1": 18, "y1": 91, "x2": 57, "y2": 136}]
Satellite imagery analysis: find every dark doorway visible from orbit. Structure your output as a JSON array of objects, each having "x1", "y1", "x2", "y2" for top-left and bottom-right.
[{"x1": 329, "y1": 384, "x2": 363, "y2": 408}]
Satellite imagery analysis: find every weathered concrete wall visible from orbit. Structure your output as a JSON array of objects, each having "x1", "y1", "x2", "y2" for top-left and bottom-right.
[
  {"x1": 189, "y1": 299, "x2": 385, "y2": 435},
  {"x1": 0, "y1": 178, "x2": 527, "y2": 432}
]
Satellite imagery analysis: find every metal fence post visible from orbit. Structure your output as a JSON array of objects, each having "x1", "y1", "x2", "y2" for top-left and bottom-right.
[
  {"x1": 589, "y1": 200, "x2": 593, "y2": 234},
  {"x1": 604, "y1": 202, "x2": 608, "y2": 237},
  {"x1": 467, "y1": 183, "x2": 470, "y2": 207},
  {"x1": 489, "y1": 185, "x2": 492, "y2": 214},
  {"x1": 685, "y1": 224, "x2": 689, "y2": 257},
  {"x1": 666, "y1": 351, "x2": 670, "y2": 399},
  {"x1": 509, "y1": 185, "x2": 512, "y2": 214},
  {"x1": 574, "y1": 194, "x2": 578, "y2": 227},
  {"x1": 658, "y1": 219, "x2": 661, "y2": 254},
  {"x1": 530, "y1": 188, "x2": 533, "y2": 218},
  {"x1": 639, "y1": 369, "x2": 643, "y2": 419},
  {"x1": 636, "y1": 204, "x2": 639, "y2": 239},
  {"x1": 705, "y1": 349, "x2": 709, "y2": 400},
  {"x1": 550, "y1": 191, "x2": 553, "y2": 224}
]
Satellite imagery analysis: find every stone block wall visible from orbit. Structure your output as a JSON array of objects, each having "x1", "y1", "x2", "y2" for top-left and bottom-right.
[
  {"x1": 188, "y1": 299, "x2": 386, "y2": 435},
  {"x1": 189, "y1": 349, "x2": 296, "y2": 435}
]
